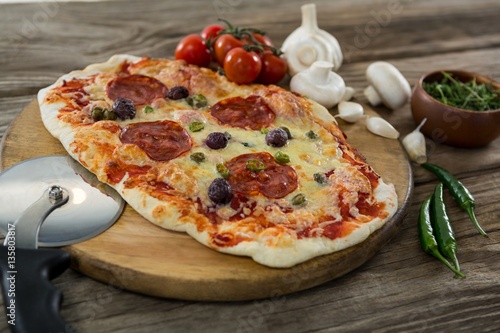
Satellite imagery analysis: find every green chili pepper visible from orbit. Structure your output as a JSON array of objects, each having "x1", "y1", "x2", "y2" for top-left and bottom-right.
[
  {"x1": 431, "y1": 183, "x2": 462, "y2": 274},
  {"x1": 274, "y1": 151, "x2": 290, "y2": 164},
  {"x1": 186, "y1": 93, "x2": 208, "y2": 109},
  {"x1": 216, "y1": 163, "x2": 230, "y2": 178},
  {"x1": 418, "y1": 194, "x2": 465, "y2": 278},
  {"x1": 422, "y1": 162, "x2": 487, "y2": 237},
  {"x1": 189, "y1": 121, "x2": 205, "y2": 132},
  {"x1": 246, "y1": 159, "x2": 265, "y2": 172}
]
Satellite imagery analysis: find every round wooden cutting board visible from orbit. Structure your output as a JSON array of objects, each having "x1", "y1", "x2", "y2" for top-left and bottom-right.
[{"x1": 0, "y1": 100, "x2": 412, "y2": 301}]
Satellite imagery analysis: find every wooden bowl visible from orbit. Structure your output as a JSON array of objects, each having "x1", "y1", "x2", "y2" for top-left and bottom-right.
[{"x1": 411, "y1": 70, "x2": 500, "y2": 147}]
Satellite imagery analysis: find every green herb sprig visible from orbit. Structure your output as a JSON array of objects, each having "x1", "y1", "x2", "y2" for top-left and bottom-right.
[{"x1": 422, "y1": 72, "x2": 500, "y2": 111}]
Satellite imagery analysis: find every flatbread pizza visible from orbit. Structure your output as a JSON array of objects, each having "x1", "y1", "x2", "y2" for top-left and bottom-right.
[{"x1": 38, "y1": 54, "x2": 397, "y2": 268}]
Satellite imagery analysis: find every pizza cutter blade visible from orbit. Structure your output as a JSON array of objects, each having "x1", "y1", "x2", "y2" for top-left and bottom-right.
[{"x1": 0, "y1": 155, "x2": 125, "y2": 333}]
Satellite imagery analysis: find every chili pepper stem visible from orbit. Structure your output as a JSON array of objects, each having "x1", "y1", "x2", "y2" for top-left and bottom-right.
[
  {"x1": 466, "y1": 207, "x2": 488, "y2": 237},
  {"x1": 431, "y1": 250, "x2": 466, "y2": 278}
]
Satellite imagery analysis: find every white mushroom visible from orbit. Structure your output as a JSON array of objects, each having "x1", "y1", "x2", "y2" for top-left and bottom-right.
[
  {"x1": 337, "y1": 101, "x2": 364, "y2": 123},
  {"x1": 366, "y1": 116, "x2": 400, "y2": 139},
  {"x1": 290, "y1": 60, "x2": 345, "y2": 109},
  {"x1": 363, "y1": 61, "x2": 411, "y2": 110}
]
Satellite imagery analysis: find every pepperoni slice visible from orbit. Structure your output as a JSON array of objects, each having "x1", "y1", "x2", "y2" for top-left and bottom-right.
[
  {"x1": 120, "y1": 120, "x2": 192, "y2": 161},
  {"x1": 210, "y1": 95, "x2": 275, "y2": 130},
  {"x1": 107, "y1": 74, "x2": 168, "y2": 105},
  {"x1": 226, "y1": 152, "x2": 298, "y2": 199}
]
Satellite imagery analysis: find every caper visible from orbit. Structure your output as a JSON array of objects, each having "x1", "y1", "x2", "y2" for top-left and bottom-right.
[
  {"x1": 189, "y1": 121, "x2": 205, "y2": 132},
  {"x1": 274, "y1": 151, "x2": 290, "y2": 164},
  {"x1": 246, "y1": 159, "x2": 265, "y2": 172},
  {"x1": 91, "y1": 106, "x2": 105, "y2": 121},
  {"x1": 190, "y1": 152, "x2": 205, "y2": 163},
  {"x1": 291, "y1": 193, "x2": 307, "y2": 207},
  {"x1": 306, "y1": 130, "x2": 319, "y2": 140},
  {"x1": 313, "y1": 173, "x2": 327, "y2": 185},
  {"x1": 216, "y1": 163, "x2": 230, "y2": 178},
  {"x1": 280, "y1": 126, "x2": 293, "y2": 139},
  {"x1": 186, "y1": 93, "x2": 208, "y2": 109},
  {"x1": 103, "y1": 109, "x2": 117, "y2": 120}
]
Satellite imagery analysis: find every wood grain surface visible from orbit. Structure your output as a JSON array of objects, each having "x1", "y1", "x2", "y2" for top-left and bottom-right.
[
  {"x1": 0, "y1": 99, "x2": 412, "y2": 301},
  {"x1": 0, "y1": 0, "x2": 499, "y2": 332}
]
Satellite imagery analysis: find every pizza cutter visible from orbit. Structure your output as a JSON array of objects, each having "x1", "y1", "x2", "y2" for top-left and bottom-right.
[{"x1": 0, "y1": 155, "x2": 125, "y2": 333}]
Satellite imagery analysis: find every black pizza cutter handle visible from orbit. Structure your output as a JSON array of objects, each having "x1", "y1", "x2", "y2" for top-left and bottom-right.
[
  {"x1": 0, "y1": 246, "x2": 74, "y2": 333},
  {"x1": 1, "y1": 186, "x2": 75, "y2": 333}
]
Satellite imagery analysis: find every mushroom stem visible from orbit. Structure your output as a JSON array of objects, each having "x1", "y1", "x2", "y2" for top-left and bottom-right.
[
  {"x1": 310, "y1": 61, "x2": 333, "y2": 84},
  {"x1": 364, "y1": 85, "x2": 382, "y2": 106}
]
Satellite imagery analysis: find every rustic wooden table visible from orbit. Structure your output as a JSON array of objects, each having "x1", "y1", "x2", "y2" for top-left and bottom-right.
[{"x1": 1, "y1": 0, "x2": 499, "y2": 332}]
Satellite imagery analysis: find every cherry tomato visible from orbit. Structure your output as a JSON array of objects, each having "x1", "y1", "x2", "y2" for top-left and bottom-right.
[
  {"x1": 257, "y1": 52, "x2": 288, "y2": 85},
  {"x1": 213, "y1": 34, "x2": 245, "y2": 65},
  {"x1": 175, "y1": 34, "x2": 211, "y2": 68},
  {"x1": 249, "y1": 33, "x2": 273, "y2": 47},
  {"x1": 223, "y1": 47, "x2": 262, "y2": 85},
  {"x1": 201, "y1": 24, "x2": 224, "y2": 41}
]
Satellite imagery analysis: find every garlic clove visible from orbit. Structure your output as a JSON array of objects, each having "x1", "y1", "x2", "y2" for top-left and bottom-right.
[
  {"x1": 402, "y1": 118, "x2": 427, "y2": 164},
  {"x1": 341, "y1": 86, "x2": 355, "y2": 101},
  {"x1": 366, "y1": 116, "x2": 400, "y2": 139},
  {"x1": 337, "y1": 101, "x2": 364, "y2": 123}
]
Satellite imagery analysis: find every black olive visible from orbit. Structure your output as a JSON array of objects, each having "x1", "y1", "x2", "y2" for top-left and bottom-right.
[
  {"x1": 112, "y1": 98, "x2": 136, "y2": 120},
  {"x1": 208, "y1": 178, "x2": 233, "y2": 205},
  {"x1": 265, "y1": 128, "x2": 288, "y2": 147},
  {"x1": 206, "y1": 132, "x2": 229, "y2": 150},
  {"x1": 166, "y1": 86, "x2": 189, "y2": 100}
]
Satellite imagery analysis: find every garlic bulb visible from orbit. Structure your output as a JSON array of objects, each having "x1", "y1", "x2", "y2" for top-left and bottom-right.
[
  {"x1": 402, "y1": 118, "x2": 427, "y2": 164},
  {"x1": 281, "y1": 3, "x2": 343, "y2": 76},
  {"x1": 290, "y1": 61, "x2": 345, "y2": 109},
  {"x1": 366, "y1": 116, "x2": 400, "y2": 139},
  {"x1": 337, "y1": 101, "x2": 364, "y2": 123}
]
